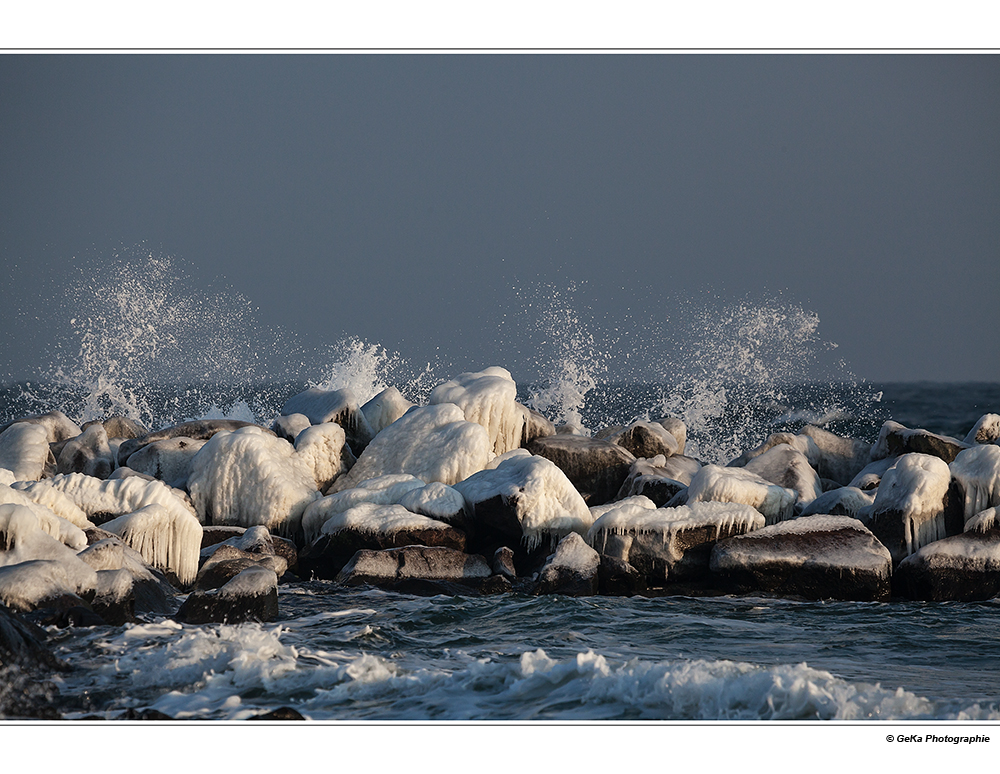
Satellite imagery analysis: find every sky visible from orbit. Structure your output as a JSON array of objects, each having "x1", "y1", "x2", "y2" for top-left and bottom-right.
[{"x1": 0, "y1": 54, "x2": 998, "y2": 385}]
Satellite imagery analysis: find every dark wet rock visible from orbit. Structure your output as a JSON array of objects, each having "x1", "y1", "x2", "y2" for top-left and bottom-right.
[
  {"x1": 0, "y1": 601, "x2": 65, "y2": 672},
  {"x1": 615, "y1": 458, "x2": 688, "y2": 508},
  {"x1": 652, "y1": 417, "x2": 687, "y2": 455},
  {"x1": 194, "y1": 544, "x2": 288, "y2": 591},
  {"x1": 175, "y1": 566, "x2": 279, "y2": 625},
  {"x1": 125, "y1": 437, "x2": 207, "y2": 489},
  {"x1": 85, "y1": 416, "x2": 148, "y2": 441},
  {"x1": 118, "y1": 419, "x2": 271, "y2": 463},
  {"x1": 533, "y1": 533, "x2": 599, "y2": 596},
  {"x1": 491, "y1": 546, "x2": 516, "y2": 580},
  {"x1": 866, "y1": 453, "x2": 964, "y2": 564},
  {"x1": 597, "y1": 555, "x2": 647, "y2": 596},
  {"x1": 280, "y1": 387, "x2": 373, "y2": 453},
  {"x1": 91, "y1": 568, "x2": 136, "y2": 625},
  {"x1": 710, "y1": 515, "x2": 892, "y2": 601},
  {"x1": 521, "y1": 407, "x2": 556, "y2": 447},
  {"x1": 116, "y1": 708, "x2": 174, "y2": 720},
  {"x1": 335, "y1": 546, "x2": 491, "y2": 590},
  {"x1": 598, "y1": 420, "x2": 680, "y2": 460},
  {"x1": 25, "y1": 603, "x2": 106, "y2": 629},
  {"x1": 893, "y1": 528, "x2": 1000, "y2": 602},
  {"x1": 526, "y1": 435, "x2": 636, "y2": 505},
  {"x1": 77, "y1": 536, "x2": 178, "y2": 615},
  {"x1": 871, "y1": 420, "x2": 970, "y2": 465},
  {"x1": 480, "y1": 575, "x2": 513, "y2": 595},
  {"x1": 56, "y1": 424, "x2": 114, "y2": 479},
  {"x1": 248, "y1": 706, "x2": 306, "y2": 720},
  {"x1": 200, "y1": 525, "x2": 251, "y2": 549}
]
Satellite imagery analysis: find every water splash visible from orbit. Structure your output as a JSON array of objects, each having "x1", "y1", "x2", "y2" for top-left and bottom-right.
[{"x1": 310, "y1": 338, "x2": 438, "y2": 406}]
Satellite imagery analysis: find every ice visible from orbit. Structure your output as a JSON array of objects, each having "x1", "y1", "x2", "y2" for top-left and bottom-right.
[
  {"x1": 301, "y1": 474, "x2": 426, "y2": 543},
  {"x1": 187, "y1": 426, "x2": 321, "y2": 539},
  {"x1": 870, "y1": 453, "x2": 953, "y2": 559},
  {"x1": 965, "y1": 506, "x2": 1000, "y2": 535},
  {"x1": 319, "y1": 502, "x2": 454, "y2": 538},
  {"x1": 428, "y1": 367, "x2": 526, "y2": 456},
  {"x1": 396, "y1": 482, "x2": 467, "y2": 524},
  {"x1": 293, "y1": 422, "x2": 354, "y2": 492},
  {"x1": 328, "y1": 404, "x2": 493, "y2": 494},
  {"x1": 0, "y1": 423, "x2": 51, "y2": 482},
  {"x1": 685, "y1": 465, "x2": 798, "y2": 524},
  {"x1": 361, "y1": 387, "x2": 414, "y2": 437},
  {"x1": 8, "y1": 479, "x2": 92, "y2": 529},
  {"x1": 279, "y1": 387, "x2": 373, "y2": 449},
  {"x1": 217, "y1": 565, "x2": 278, "y2": 599},
  {"x1": 454, "y1": 451, "x2": 592, "y2": 551},
  {"x1": 101, "y1": 503, "x2": 204, "y2": 586},
  {"x1": 949, "y1": 444, "x2": 1000, "y2": 524},
  {"x1": 0, "y1": 484, "x2": 89, "y2": 547},
  {"x1": 0, "y1": 469, "x2": 13, "y2": 487},
  {"x1": 588, "y1": 495, "x2": 657, "y2": 521},
  {"x1": 964, "y1": 413, "x2": 1000, "y2": 445}
]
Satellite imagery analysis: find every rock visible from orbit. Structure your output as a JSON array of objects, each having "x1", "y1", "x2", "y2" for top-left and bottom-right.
[
  {"x1": 91, "y1": 568, "x2": 136, "y2": 625},
  {"x1": 597, "y1": 555, "x2": 647, "y2": 596},
  {"x1": 521, "y1": 408, "x2": 556, "y2": 447},
  {"x1": 534, "y1": 533, "x2": 599, "y2": 596},
  {"x1": 710, "y1": 515, "x2": 892, "y2": 601},
  {"x1": 116, "y1": 708, "x2": 174, "y2": 720},
  {"x1": 100, "y1": 503, "x2": 204, "y2": 587},
  {"x1": 652, "y1": 417, "x2": 687, "y2": 455},
  {"x1": 454, "y1": 451, "x2": 592, "y2": 557},
  {"x1": 57, "y1": 424, "x2": 114, "y2": 479},
  {"x1": 798, "y1": 425, "x2": 872, "y2": 486},
  {"x1": 302, "y1": 474, "x2": 426, "y2": 543},
  {"x1": 743, "y1": 445, "x2": 822, "y2": 507},
  {"x1": 0, "y1": 412, "x2": 81, "y2": 444},
  {"x1": 248, "y1": 706, "x2": 306, "y2": 720},
  {"x1": 118, "y1": 419, "x2": 271, "y2": 463},
  {"x1": 335, "y1": 546, "x2": 491, "y2": 590},
  {"x1": 964, "y1": 414, "x2": 1000, "y2": 446},
  {"x1": 685, "y1": 465, "x2": 797, "y2": 525},
  {"x1": 125, "y1": 437, "x2": 207, "y2": 489},
  {"x1": 797, "y1": 486, "x2": 875, "y2": 519},
  {"x1": 77, "y1": 536, "x2": 177, "y2": 615},
  {"x1": 280, "y1": 387, "x2": 373, "y2": 453},
  {"x1": 949, "y1": 444, "x2": 1000, "y2": 525},
  {"x1": 88, "y1": 416, "x2": 148, "y2": 441},
  {"x1": 847, "y1": 458, "x2": 898, "y2": 491},
  {"x1": 0, "y1": 560, "x2": 94, "y2": 614},
  {"x1": 0, "y1": 600, "x2": 66, "y2": 672},
  {"x1": 270, "y1": 413, "x2": 312, "y2": 443},
  {"x1": 871, "y1": 421, "x2": 970, "y2": 465},
  {"x1": 194, "y1": 545, "x2": 287, "y2": 591},
  {"x1": 893, "y1": 527, "x2": 1000, "y2": 601},
  {"x1": 0, "y1": 423, "x2": 52, "y2": 482},
  {"x1": 328, "y1": 404, "x2": 492, "y2": 494},
  {"x1": 361, "y1": 388, "x2": 415, "y2": 437},
  {"x1": 175, "y1": 565, "x2": 279, "y2": 625},
  {"x1": 600, "y1": 420, "x2": 680, "y2": 460},
  {"x1": 491, "y1": 546, "x2": 516, "y2": 580},
  {"x1": 526, "y1": 435, "x2": 636, "y2": 505},
  {"x1": 866, "y1": 453, "x2": 964, "y2": 564},
  {"x1": 588, "y1": 500, "x2": 764, "y2": 583},
  {"x1": 615, "y1": 457, "x2": 690, "y2": 506},
  {"x1": 428, "y1": 367, "x2": 526, "y2": 456},
  {"x1": 293, "y1": 422, "x2": 355, "y2": 492}
]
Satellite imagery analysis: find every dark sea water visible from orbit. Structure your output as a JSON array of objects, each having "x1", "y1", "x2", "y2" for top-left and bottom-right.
[{"x1": 4, "y1": 379, "x2": 1000, "y2": 722}]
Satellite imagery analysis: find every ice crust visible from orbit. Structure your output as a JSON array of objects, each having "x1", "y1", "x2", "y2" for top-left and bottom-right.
[
  {"x1": 361, "y1": 387, "x2": 414, "y2": 437},
  {"x1": 101, "y1": 503, "x2": 204, "y2": 585},
  {"x1": 743, "y1": 444, "x2": 822, "y2": 506},
  {"x1": 686, "y1": 465, "x2": 797, "y2": 524},
  {"x1": 26, "y1": 471, "x2": 197, "y2": 524},
  {"x1": 949, "y1": 444, "x2": 1000, "y2": 524},
  {"x1": 187, "y1": 426, "x2": 320, "y2": 538},
  {"x1": 329, "y1": 404, "x2": 493, "y2": 494},
  {"x1": 293, "y1": 422, "x2": 353, "y2": 492},
  {"x1": 542, "y1": 532, "x2": 599, "y2": 574},
  {"x1": 454, "y1": 452, "x2": 593, "y2": 550},
  {"x1": 319, "y1": 502, "x2": 453, "y2": 538},
  {"x1": 0, "y1": 423, "x2": 51, "y2": 482},
  {"x1": 589, "y1": 501, "x2": 764, "y2": 546},
  {"x1": 217, "y1": 565, "x2": 278, "y2": 599},
  {"x1": 302, "y1": 474, "x2": 426, "y2": 543},
  {"x1": 428, "y1": 367, "x2": 526, "y2": 456},
  {"x1": 0, "y1": 484, "x2": 89, "y2": 547},
  {"x1": 964, "y1": 414, "x2": 1000, "y2": 446},
  {"x1": 870, "y1": 453, "x2": 952, "y2": 558}
]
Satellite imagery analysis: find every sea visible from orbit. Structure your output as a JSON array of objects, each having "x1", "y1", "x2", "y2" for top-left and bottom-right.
[{"x1": 2, "y1": 256, "x2": 1000, "y2": 727}]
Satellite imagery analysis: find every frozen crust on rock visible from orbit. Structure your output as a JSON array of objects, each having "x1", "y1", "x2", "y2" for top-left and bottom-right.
[
  {"x1": 949, "y1": 445, "x2": 1000, "y2": 525},
  {"x1": 302, "y1": 474, "x2": 425, "y2": 543},
  {"x1": 428, "y1": 367, "x2": 525, "y2": 456},
  {"x1": 329, "y1": 404, "x2": 493, "y2": 494},
  {"x1": 361, "y1": 387, "x2": 415, "y2": 437},
  {"x1": 101, "y1": 503, "x2": 203, "y2": 586},
  {"x1": 0, "y1": 423, "x2": 51, "y2": 482},
  {"x1": 686, "y1": 465, "x2": 797, "y2": 525}
]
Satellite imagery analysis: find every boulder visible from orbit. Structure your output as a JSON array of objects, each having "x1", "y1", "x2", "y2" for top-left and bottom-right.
[
  {"x1": 335, "y1": 546, "x2": 492, "y2": 592},
  {"x1": 597, "y1": 555, "x2": 647, "y2": 596},
  {"x1": 76, "y1": 536, "x2": 176, "y2": 615},
  {"x1": 0, "y1": 423, "x2": 52, "y2": 482},
  {"x1": 743, "y1": 445, "x2": 822, "y2": 507},
  {"x1": 279, "y1": 387, "x2": 373, "y2": 453},
  {"x1": 652, "y1": 416, "x2": 687, "y2": 455},
  {"x1": 56, "y1": 424, "x2": 114, "y2": 479},
  {"x1": 798, "y1": 425, "x2": 872, "y2": 486},
  {"x1": 302, "y1": 474, "x2": 426, "y2": 543},
  {"x1": 91, "y1": 568, "x2": 136, "y2": 625},
  {"x1": 685, "y1": 465, "x2": 797, "y2": 525},
  {"x1": 292, "y1": 422, "x2": 355, "y2": 492},
  {"x1": 949, "y1": 444, "x2": 1000, "y2": 525},
  {"x1": 125, "y1": 437, "x2": 207, "y2": 489},
  {"x1": 588, "y1": 500, "x2": 763, "y2": 583},
  {"x1": 533, "y1": 533, "x2": 599, "y2": 596},
  {"x1": 428, "y1": 367, "x2": 526, "y2": 456},
  {"x1": 175, "y1": 565, "x2": 279, "y2": 625},
  {"x1": 526, "y1": 435, "x2": 636, "y2": 505},
  {"x1": 599, "y1": 420, "x2": 680, "y2": 460},
  {"x1": 100, "y1": 503, "x2": 204, "y2": 587},
  {"x1": 88, "y1": 416, "x2": 148, "y2": 441},
  {"x1": 0, "y1": 411, "x2": 81, "y2": 445},
  {"x1": 964, "y1": 414, "x2": 1000, "y2": 446},
  {"x1": 118, "y1": 419, "x2": 270, "y2": 462},
  {"x1": 270, "y1": 413, "x2": 312, "y2": 443},
  {"x1": 194, "y1": 544, "x2": 288, "y2": 591},
  {"x1": 893, "y1": 524, "x2": 1000, "y2": 602},
  {"x1": 797, "y1": 486, "x2": 875, "y2": 519},
  {"x1": 710, "y1": 515, "x2": 892, "y2": 601},
  {"x1": 871, "y1": 421, "x2": 969, "y2": 465},
  {"x1": 615, "y1": 455, "x2": 692, "y2": 506},
  {"x1": 361, "y1": 387, "x2": 415, "y2": 437},
  {"x1": 847, "y1": 458, "x2": 898, "y2": 491}
]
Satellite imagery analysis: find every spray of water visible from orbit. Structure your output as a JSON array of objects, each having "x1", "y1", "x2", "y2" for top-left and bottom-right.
[{"x1": 310, "y1": 338, "x2": 439, "y2": 407}]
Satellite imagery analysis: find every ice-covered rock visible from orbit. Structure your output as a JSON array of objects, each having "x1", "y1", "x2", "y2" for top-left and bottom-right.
[
  {"x1": 293, "y1": 422, "x2": 355, "y2": 492},
  {"x1": 270, "y1": 413, "x2": 312, "y2": 443},
  {"x1": 521, "y1": 408, "x2": 556, "y2": 447},
  {"x1": 0, "y1": 485, "x2": 91, "y2": 542},
  {"x1": 56, "y1": 423, "x2": 114, "y2": 479},
  {"x1": 454, "y1": 452, "x2": 593, "y2": 552},
  {"x1": 361, "y1": 387, "x2": 414, "y2": 437},
  {"x1": 685, "y1": 465, "x2": 797, "y2": 525},
  {"x1": 0, "y1": 423, "x2": 52, "y2": 482},
  {"x1": 335, "y1": 545, "x2": 491, "y2": 591},
  {"x1": 598, "y1": 420, "x2": 680, "y2": 460},
  {"x1": 397, "y1": 481, "x2": 469, "y2": 528},
  {"x1": 328, "y1": 404, "x2": 493, "y2": 494},
  {"x1": 90, "y1": 416, "x2": 148, "y2": 441},
  {"x1": 653, "y1": 416, "x2": 687, "y2": 455},
  {"x1": 76, "y1": 536, "x2": 176, "y2": 614},
  {"x1": 0, "y1": 504, "x2": 94, "y2": 576},
  {"x1": 428, "y1": 367, "x2": 525, "y2": 456},
  {"x1": 797, "y1": 486, "x2": 876, "y2": 519},
  {"x1": 175, "y1": 565, "x2": 279, "y2": 625},
  {"x1": 963, "y1": 414, "x2": 1000, "y2": 446},
  {"x1": 301, "y1": 474, "x2": 427, "y2": 543},
  {"x1": 534, "y1": 532, "x2": 599, "y2": 596},
  {"x1": 0, "y1": 560, "x2": 95, "y2": 614},
  {"x1": 100, "y1": 503, "x2": 204, "y2": 586},
  {"x1": 966, "y1": 506, "x2": 1000, "y2": 534},
  {"x1": 894, "y1": 522, "x2": 1000, "y2": 601},
  {"x1": 187, "y1": 426, "x2": 321, "y2": 540},
  {"x1": 614, "y1": 456, "x2": 690, "y2": 506},
  {"x1": 588, "y1": 501, "x2": 764, "y2": 583},
  {"x1": 125, "y1": 437, "x2": 207, "y2": 489},
  {"x1": 710, "y1": 515, "x2": 892, "y2": 601},
  {"x1": 280, "y1": 387, "x2": 373, "y2": 453},
  {"x1": 90, "y1": 568, "x2": 136, "y2": 625},
  {"x1": 847, "y1": 457, "x2": 898, "y2": 491},
  {"x1": 730, "y1": 432, "x2": 818, "y2": 469},
  {"x1": 117, "y1": 419, "x2": 270, "y2": 463},
  {"x1": 526, "y1": 435, "x2": 636, "y2": 505},
  {"x1": 949, "y1": 445, "x2": 1000, "y2": 525},
  {"x1": 871, "y1": 420, "x2": 969, "y2": 465},
  {"x1": 744, "y1": 445, "x2": 823, "y2": 507},
  {"x1": 0, "y1": 411, "x2": 81, "y2": 444},
  {"x1": 194, "y1": 544, "x2": 287, "y2": 591},
  {"x1": 866, "y1": 453, "x2": 963, "y2": 564},
  {"x1": 300, "y1": 502, "x2": 466, "y2": 580}
]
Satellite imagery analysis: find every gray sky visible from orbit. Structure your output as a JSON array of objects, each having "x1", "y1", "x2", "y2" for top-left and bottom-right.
[{"x1": 1, "y1": 54, "x2": 998, "y2": 385}]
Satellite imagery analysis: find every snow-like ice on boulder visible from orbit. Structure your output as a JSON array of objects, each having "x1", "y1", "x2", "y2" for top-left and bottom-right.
[
  {"x1": 966, "y1": 506, "x2": 1000, "y2": 534},
  {"x1": 0, "y1": 468, "x2": 14, "y2": 486},
  {"x1": 361, "y1": 387, "x2": 415, "y2": 437},
  {"x1": 798, "y1": 486, "x2": 875, "y2": 520},
  {"x1": 397, "y1": 482, "x2": 468, "y2": 525},
  {"x1": 686, "y1": 465, "x2": 797, "y2": 525},
  {"x1": 0, "y1": 423, "x2": 51, "y2": 482},
  {"x1": 588, "y1": 501, "x2": 763, "y2": 581},
  {"x1": 293, "y1": 422, "x2": 354, "y2": 492},
  {"x1": 428, "y1": 367, "x2": 526, "y2": 456},
  {"x1": 743, "y1": 445, "x2": 822, "y2": 506},
  {"x1": 949, "y1": 444, "x2": 1000, "y2": 524},
  {"x1": 301, "y1": 474, "x2": 426, "y2": 543},
  {"x1": 279, "y1": 387, "x2": 374, "y2": 451},
  {"x1": 0, "y1": 411, "x2": 81, "y2": 444},
  {"x1": 24, "y1": 471, "x2": 197, "y2": 525},
  {"x1": 454, "y1": 452, "x2": 592, "y2": 550},
  {"x1": 0, "y1": 485, "x2": 88, "y2": 548},
  {"x1": 868, "y1": 453, "x2": 957, "y2": 563},
  {"x1": 964, "y1": 414, "x2": 1000, "y2": 446},
  {"x1": 57, "y1": 423, "x2": 113, "y2": 478},
  {"x1": 187, "y1": 426, "x2": 320, "y2": 539},
  {"x1": 100, "y1": 503, "x2": 203, "y2": 586},
  {"x1": 319, "y1": 502, "x2": 455, "y2": 539},
  {"x1": 125, "y1": 437, "x2": 207, "y2": 489},
  {"x1": 329, "y1": 404, "x2": 493, "y2": 494}
]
